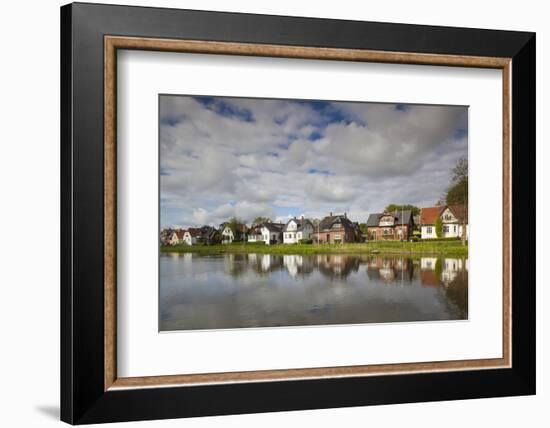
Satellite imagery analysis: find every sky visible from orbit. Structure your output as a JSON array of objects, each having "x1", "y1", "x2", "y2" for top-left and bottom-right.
[{"x1": 160, "y1": 95, "x2": 467, "y2": 229}]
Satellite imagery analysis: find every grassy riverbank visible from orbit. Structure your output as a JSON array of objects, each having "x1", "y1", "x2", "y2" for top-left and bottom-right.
[{"x1": 161, "y1": 241, "x2": 468, "y2": 256}]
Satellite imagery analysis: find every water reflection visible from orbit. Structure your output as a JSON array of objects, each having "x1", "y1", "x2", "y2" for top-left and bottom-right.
[{"x1": 160, "y1": 253, "x2": 468, "y2": 331}]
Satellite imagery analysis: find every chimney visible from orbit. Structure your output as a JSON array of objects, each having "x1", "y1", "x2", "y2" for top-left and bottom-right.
[
  {"x1": 330, "y1": 212, "x2": 332, "y2": 216},
  {"x1": 301, "y1": 215, "x2": 304, "y2": 220},
  {"x1": 344, "y1": 212, "x2": 347, "y2": 218}
]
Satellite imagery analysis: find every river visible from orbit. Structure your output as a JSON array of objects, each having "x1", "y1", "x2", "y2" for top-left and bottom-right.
[{"x1": 160, "y1": 253, "x2": 468, "y2": 331}]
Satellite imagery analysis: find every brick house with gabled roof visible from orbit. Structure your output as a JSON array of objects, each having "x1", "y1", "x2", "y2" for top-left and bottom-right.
[
  {"x1": 366, "y1": 210, "x2": 414, "y2": 241},
  {"x1": 313, "y1": 212, "x2": 361, "y2": 244}
]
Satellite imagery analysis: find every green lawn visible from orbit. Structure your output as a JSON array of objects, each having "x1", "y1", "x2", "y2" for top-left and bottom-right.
[{"x1": 161, "y1": 240, "x2": 468, "y2": 256}]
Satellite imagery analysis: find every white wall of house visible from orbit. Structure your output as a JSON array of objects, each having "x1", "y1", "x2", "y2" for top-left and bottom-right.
[
  {"x1": 283, "y1": 220, "x2": 298, "y2": 244},
  {"x1": 247, "y1": 233, "x2": 260, "y2": 243},
  {"x1": 421, "y1": 225, "x2": 437, "y2": 239},
  {"x1": 283, "y1": 220, "x2": 313, "y2": 244},
  {"x1": 442, "y1": 223, "x2": 460, "y2": 238},
  {"x1": 221, "y1": 226, "x2": 234, "y2": 244},
  {"x1": 168, "y1": 233, "x2": 181, "y2": 246},
  {"x1": 260, "y1": 226, "x2": 281, "y2": 245},
  {"x1": 425, "y1": 207, "x2": 469, "y2": 240},
  {"x1": 183, "y1": 232, "x2": 197, "y2": 246}
]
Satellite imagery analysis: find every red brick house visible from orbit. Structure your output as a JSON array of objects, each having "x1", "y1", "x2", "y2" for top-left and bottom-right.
[
  {"x1": 366, "y1": 210, "x2": 414, "y2": 241},
  {"x1": 313, "y1": 213, "x2": 361, "y2": 244}
]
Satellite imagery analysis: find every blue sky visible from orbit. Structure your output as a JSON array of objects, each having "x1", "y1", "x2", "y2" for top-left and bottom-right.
[{"x1": 160, "y1": 95, "x2": 467, "y2": 228}]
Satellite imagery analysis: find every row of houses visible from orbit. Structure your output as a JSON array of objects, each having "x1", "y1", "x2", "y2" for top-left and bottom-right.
[
  {"x1": 161, "y1": 204, "x2": 468, "y2": 246},
  {"x1": 365, "y1": 204, "x2": 468, "y2": 241}
]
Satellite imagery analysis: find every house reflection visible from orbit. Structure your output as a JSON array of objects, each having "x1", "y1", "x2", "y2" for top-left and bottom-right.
[
  {"x1": 315, "y1": 254, "x2": 361, "y2": 279},
  {"x1": 419, "y1": 257, "x2": 468, "y2": 287},
  {"x1": 366, "y1": 256, "x2": 414, "y2": 283}
]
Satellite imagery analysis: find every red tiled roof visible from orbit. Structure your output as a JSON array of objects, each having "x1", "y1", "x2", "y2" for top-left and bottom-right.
[
  {"x1": 174, "y1": 229, "x2": 186, "y2": 239},
  {"x1": 420, "y1": 206, "x2": 444, "y2": 225}
]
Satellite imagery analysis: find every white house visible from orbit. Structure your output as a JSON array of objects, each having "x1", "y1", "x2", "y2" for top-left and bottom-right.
[
  {"x1": 247, "y1": 223, "x2": 284, "y2": 245},
  {"x1": 183, "y1": 228, "x2": 201, "y2": 245},
  {"x1": 247, "y1": 226, "x2": 262, "y2": 243},
  {"x1": 221, "y1": 224, "x2": 234, "y2": 244},
  {"x1": 220, "y1": 222, "x2": 248, "y2": 244},
  {"x1": 283, "y1": 217, "x2": 314, "y2": 244},
  {"x1": 440, "y1": 205, "x2": 469, "y2": 239},
  {"x1": 260, "y1": 223, "x2": 284, "y2": 245},
  {"x1": 168, "y1": 229, "x2": 185, "y2": 246},
  {"x1": 420, "y1": 205, "x2": 468, "y2": 240}
]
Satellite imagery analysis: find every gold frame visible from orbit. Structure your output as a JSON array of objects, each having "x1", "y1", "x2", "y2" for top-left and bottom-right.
[{"x1": 104, "y1": 35, "x2": 512, "y2": 391}]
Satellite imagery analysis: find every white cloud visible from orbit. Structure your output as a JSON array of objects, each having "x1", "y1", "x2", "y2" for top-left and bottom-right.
[{"x1": 160, "y1": 96, "x2": 467, "y2": 228}]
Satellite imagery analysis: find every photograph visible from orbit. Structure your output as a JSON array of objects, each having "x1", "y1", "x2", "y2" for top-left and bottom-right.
[{"x1": 159, "y1": 95, "x2": 469, "y2": 331}]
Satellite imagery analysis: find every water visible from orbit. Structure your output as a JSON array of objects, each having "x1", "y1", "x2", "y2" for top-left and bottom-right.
[{"x1": 159, "y1": 253, "x2": 468, "y2": 331}]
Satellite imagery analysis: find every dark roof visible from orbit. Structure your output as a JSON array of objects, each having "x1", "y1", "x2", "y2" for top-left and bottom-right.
[
  {"x1": 187, "y1": 227, "x2": 203, "y2": 237},
  {"x1": 446, "y1": 204, "x2": 468, "y2": 222},
  {"x1": 366, "y1": 211, "x2": 413, "y2": 227},
  {"x1": 283, "y1": 218, "x2": 313, "y2": 232},
  {"x1": 200, "y1": 226, "x2": 219, "y2": 238},
  {"x1": 263, "y1": 222, "x2": 285, "y2": 232},
  {"x1": 219, "y1": 222, "x2": 248, "y2": 233},
  {"x1": 318, "y1": 214, "x2": 355, "y2": 231}
]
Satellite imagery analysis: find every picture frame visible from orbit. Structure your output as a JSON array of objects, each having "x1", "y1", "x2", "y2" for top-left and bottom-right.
[{"x1": 61, "y1": 2, "x2": 535, "y2": 424}]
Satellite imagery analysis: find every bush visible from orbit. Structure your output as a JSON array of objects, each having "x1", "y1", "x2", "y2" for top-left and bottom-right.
[
  {"x1": 410, "y1": 236, "x2": 419, "y2": 242},
  {"x1": 299, "y1": 238, "x2": 313, "y2": 245}
]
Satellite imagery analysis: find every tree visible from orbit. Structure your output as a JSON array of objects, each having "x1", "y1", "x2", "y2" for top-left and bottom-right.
[
  {"x1": 435, "y1": 217, "x2": 443, "y2": 238},
  {"x1": 227, "y1": 216, "x2": 245, "y2": 241},
  {"x1": 384, "y1": 204, "x2": 420, "y2": 216},
  {"x1": 445, "y1": 157, "x2": 468, "y2": 245},
  {"x1": 446, "y1": 157, "x2": 468, "y2": 204},
  {"x1": 252, "y1": 216, "x2": 271, "y2": 226}
]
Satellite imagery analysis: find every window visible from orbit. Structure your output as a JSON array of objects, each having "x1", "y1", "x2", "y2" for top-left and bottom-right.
[
  {"x1": 427, "y1": 226, "x2": 432, "y2": 234},
  {"x1": 453, "y1": 225, "x2": 457, "y2": 232},
  {"x1": 443, "y1": 225, "x2": 449, "y2": 233}
]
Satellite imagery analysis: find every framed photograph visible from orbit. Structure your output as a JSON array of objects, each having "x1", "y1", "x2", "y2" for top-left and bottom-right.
[{"x1": 61, "y1": 2, "x2": 535, "y2": 424}]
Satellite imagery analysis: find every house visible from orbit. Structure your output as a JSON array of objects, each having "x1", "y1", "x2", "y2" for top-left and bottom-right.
[
  {"x1": 247, "y1": 222, "x2": 284, "y2": 245},
  {"x1": 219, "y1": 222, "x2": 248, "y2": 244},
  {"x1": 313, "y1": 213, "x2": 361, "y2": 244},
  {"x1": 159, "y1": 228, "x2": 173, "y2": 246},
  {"x1": 419, "y1": 207, "x2": 443, "y2": 239},
  {"x1": 183, "y1": 228, "x2": 202, "y2": 245},
  {"x1": 247, "y1": 225, "x2": 263, "y2": 243},
  {"x1": 365, "y1": 210, "x2": 414, "y2": 241},
  {"x1": 199, "y1": 225, "x2": 220, "y2": 245},
  {"x1": 167, "y1": 229, "x2": 186, "y2": 246},
  {"x1": 420, "y1": 204, "x2": 468, "y2": 239},
  {"x1": 282, "y1": 217, "x2": 314, "y2": 244},
  {"x1": 261, "y1": 223, "x2": 284, "y2": 245}
]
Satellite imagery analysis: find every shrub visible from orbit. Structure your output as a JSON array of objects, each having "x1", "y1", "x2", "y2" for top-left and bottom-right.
[
  {"x1": 435, "y1": 217, "x2": 443, "y2": 238},
  {"x1": 299, "y1": 238, "x2": 313, "y2": 245}
]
